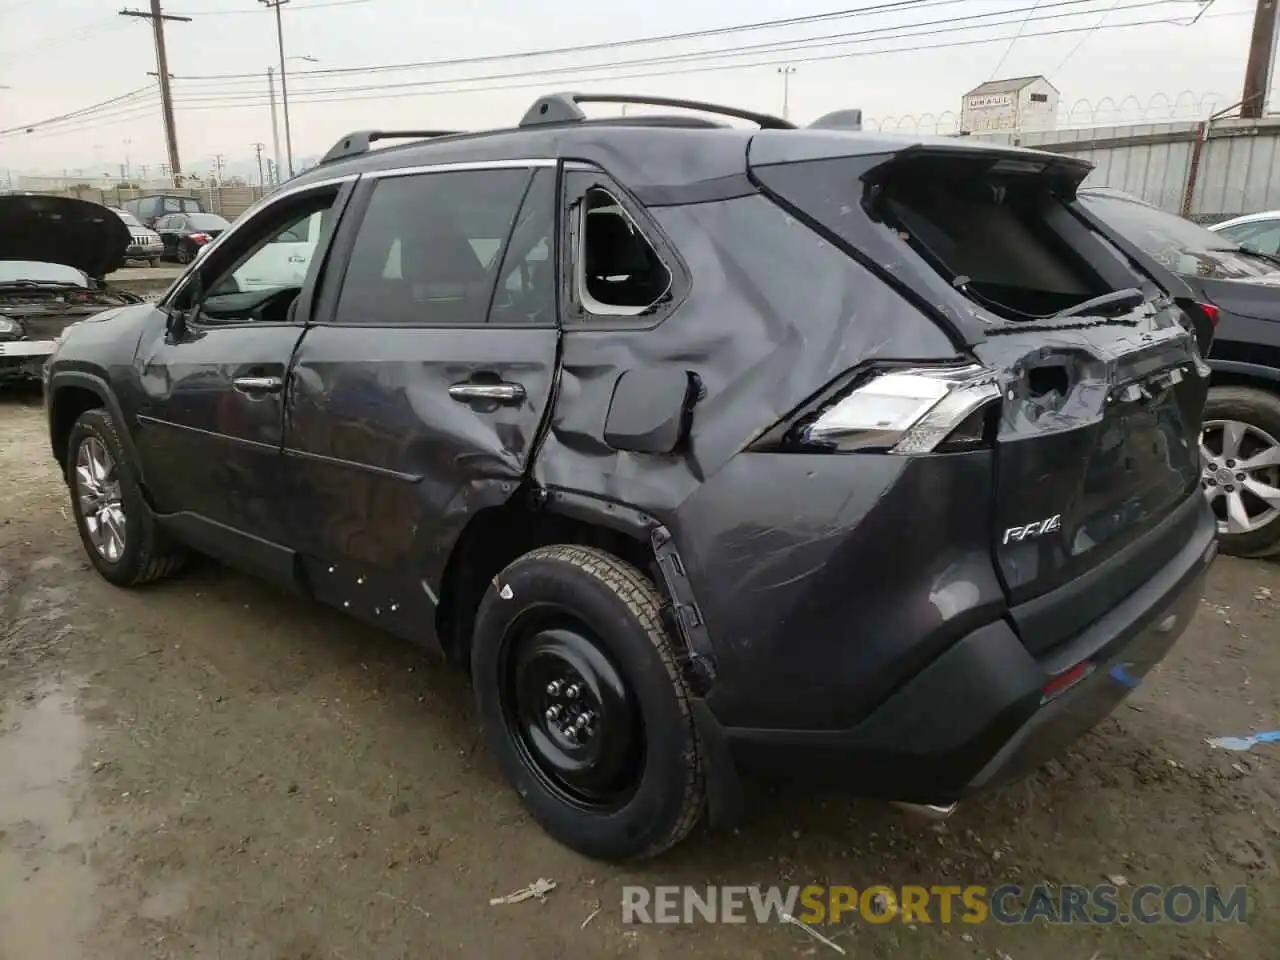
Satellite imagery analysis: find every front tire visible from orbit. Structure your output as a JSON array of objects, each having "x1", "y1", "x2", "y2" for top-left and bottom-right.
[
  {"x1": 66, "y1": 408, "x2": 186, "y2": 586},
  {"x1": 176, "y1": 244, "x2": 193, "y2": 264},
  {"x1": 471, "y1": 545, "x2": 705, "y2": 861},
  {"x1": 1202, "y1": 385, "x2": 1280, "y2": 557}
]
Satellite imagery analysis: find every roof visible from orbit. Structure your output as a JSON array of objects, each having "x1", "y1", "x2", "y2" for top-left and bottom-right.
[
  {"x1": 288, "y1": 97, "x2": 1085, "y2": 199},
  {"x1": 964, "y1": 75, "x2": 1059, "y2": 97},
  {"x1": 1209, "y1": 210, "x2": 1280, "y2": 231}
]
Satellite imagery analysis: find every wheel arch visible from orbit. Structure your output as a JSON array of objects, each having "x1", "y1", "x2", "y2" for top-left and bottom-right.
[
  {"x1": 1208, "y1": 360, "x2": 1280, "y2": 393},
  {"x1": 47, "y1": 372, "x2": 141, "y2": 483},
  {"x1": 434, "y1": 487, "x2": 659, "y2": 666}
]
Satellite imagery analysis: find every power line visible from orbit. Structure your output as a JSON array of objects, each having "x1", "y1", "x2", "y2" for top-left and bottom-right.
[
  {"x1": 172, "y1": 0, "x2": 374, "y2": 13},
  {"x1": 171, "y1": 7, "x2": 1226, "y2": 112},
  {"x1": 169, "y1": 0, "x2": 1201, "y2": 106},
  {"x1": 173, "y1": 0, "x2": 1127, "y2": 92},
  {"x1": 0, "y1": 16, "x2": 131, "y2": 63},
  {"x1": 988, "y1": 0, "x2": 1045, "y2": 78},
  {"x1": 167, "y1": 0, "x2": 977, "y2": 81},
  {"x1": 1051, "y1": 0, "x2": 1125, "y2": 75},
  {"x1": 0, "y1": 86, "x2": 155, "y2": 136}
]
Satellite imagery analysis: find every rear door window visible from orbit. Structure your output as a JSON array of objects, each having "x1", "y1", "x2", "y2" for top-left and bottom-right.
[{"x1": 331, "y1": 167, "x2": 532, "y2": 326}]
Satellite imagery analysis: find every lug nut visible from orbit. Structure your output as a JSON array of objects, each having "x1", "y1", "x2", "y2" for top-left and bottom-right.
[
  {"x1": 566, "y1": 684, "x2": 581, "y2": 699},
  {"x1": 1207, "y1": 479, "x2": 1217, "y2": 486},
  {"x1": 564, "y1": 727, "x2": 578, "y2": 742},
  {"x1": 1226, "y1": 485, "x2": 1236, "y2": 492},
  {"x1": 1227, "y1": 459, "x2": 1236, "y2": 468},
  {"x1": 545, "y1": 705, "x2": 561, "y2": 721},
  {"x1": 575, "y1": 714, "x2": 589, "y2": 730},
  {"x1": 546, "y1": 680, "x2": 562, "y2": 696},
  {"x1": 1237, "y1": 473, "x2": 1246, "y2": 482}
]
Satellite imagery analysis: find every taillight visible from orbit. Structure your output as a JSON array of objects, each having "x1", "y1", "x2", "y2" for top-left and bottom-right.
[
  {"x1": 1040, "y1": 661, "x2": 1096, "y2": 704},
  {"x1": 1197, "y1": 301, "x2": 1220, "y2": 327},
  {"x1": 190, "y1": 232, "x2": 211, "y2": 244},
  {"x1": 772, "y1": 363, "x2": 1002, "y2": 455}
]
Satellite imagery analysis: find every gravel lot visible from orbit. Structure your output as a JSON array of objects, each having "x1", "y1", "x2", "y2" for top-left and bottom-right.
[{"x1": 2, "y1": 391, "x2": 1279, "y2": 959}]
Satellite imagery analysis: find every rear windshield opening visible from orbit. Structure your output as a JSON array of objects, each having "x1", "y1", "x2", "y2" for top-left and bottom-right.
[{"x1": 875, "y1": 160, "x2": 1118, "y2": 321}]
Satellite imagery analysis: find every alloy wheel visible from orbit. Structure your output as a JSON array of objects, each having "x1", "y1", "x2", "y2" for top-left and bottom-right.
[
  {"x1": 500, "y1": 611, "x2": 644, "y2": 812},
  {"x1": 1201, "y1": 419, "x2": 1280, "y2": 536},
  {"x1": 74, "y1": 436, "x2": 127, "y2": 562}
]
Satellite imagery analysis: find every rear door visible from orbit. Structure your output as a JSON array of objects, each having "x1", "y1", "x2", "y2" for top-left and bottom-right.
[
  {"x1": 156, "y1": 214, "x2": 185, "y2": 256},
  {"x1": 281, "y1": 161, "x2": 560, "y2": 636}
]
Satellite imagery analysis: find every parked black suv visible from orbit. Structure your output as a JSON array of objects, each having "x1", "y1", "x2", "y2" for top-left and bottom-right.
[
  {"x1": 123, "y1": 193, "x2": 206, "y2": 229},
  {"x1": 43, "y1": 94, "x2": 1219, "y2": 860},
  {"x1": 1078, "y1": 187, "x2": 1280, "y2": 556}
]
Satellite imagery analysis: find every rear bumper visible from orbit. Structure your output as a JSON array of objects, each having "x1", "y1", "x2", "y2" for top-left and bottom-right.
[{"x1": 716, "y1": 495, "x2": 1218, "y2": 803}]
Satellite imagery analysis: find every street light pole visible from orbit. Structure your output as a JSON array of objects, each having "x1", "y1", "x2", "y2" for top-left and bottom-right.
[
  {"x1": 261, "y1": 0, "x2": 293, "y2": 177},
  {"x1": 267, "y1": 66, "x2": 282, "y2": 183},
  {"x1": 777, "y1": 65, "x2": 796, "y2": 121}
]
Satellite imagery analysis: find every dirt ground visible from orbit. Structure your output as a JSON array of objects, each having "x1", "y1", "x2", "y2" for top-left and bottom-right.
[{"x1": 2, "y1": 392, "x2": 1279, "y2": 960}]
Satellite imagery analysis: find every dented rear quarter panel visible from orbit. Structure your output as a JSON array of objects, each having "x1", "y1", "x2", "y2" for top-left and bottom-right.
[{"x1": 535, "y1": 193, "x2": 997, "y2": 729}]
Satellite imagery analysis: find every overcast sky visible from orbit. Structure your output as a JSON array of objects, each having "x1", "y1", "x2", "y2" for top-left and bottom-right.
[{"x1": 0, "y1": 0, "x2": 1266, "y2": 180}]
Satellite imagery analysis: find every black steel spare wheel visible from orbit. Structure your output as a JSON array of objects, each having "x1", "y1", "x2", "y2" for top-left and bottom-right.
[
  {"x1": 504, "y1": 617, "x2": 644, "y2": 811},
  {"x1": 471, "y1": 544, "x2": 705, "y2": 861}
]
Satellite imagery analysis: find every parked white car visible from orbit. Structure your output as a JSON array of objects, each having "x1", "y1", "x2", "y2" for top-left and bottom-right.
[
  {"x1": 1210, "y1": 210, "x2": 1280, "y2": 256},
  {"x1": 233, "y1": 210, "x2": 323, "y2": 290}
]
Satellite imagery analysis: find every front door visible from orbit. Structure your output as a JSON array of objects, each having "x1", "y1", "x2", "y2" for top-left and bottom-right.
[
  {"x1": 283, "y1": 163, "x2": 560, "y2": 638},
  {"x1": 133, "y1": 180, "x2": 354, "y2": 570}
]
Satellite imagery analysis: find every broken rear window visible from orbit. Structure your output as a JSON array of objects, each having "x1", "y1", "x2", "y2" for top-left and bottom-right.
[{"x1": 872, "y1": 158, "x2": 1114, "y2": 321}]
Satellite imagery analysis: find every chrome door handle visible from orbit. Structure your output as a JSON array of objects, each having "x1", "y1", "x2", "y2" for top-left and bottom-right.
[
  {"x1": 448, "y1": 381, "x2": 526, "y2": 404},
  {"x1": 233, "y1": 375, "x2": 284, "y2": 393}
]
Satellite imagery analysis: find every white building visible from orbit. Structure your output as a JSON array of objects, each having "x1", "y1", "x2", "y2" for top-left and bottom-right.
[{"x1": 960, "y1": 76, "x2": 1060, "y2": 134}]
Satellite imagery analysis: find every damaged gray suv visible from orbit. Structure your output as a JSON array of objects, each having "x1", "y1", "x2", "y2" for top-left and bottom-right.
[{"x1": 44, "y1": 93, "x2": 1219, "y2": 860}]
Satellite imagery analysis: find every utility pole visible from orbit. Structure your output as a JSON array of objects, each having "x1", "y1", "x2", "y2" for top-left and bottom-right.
[
  {"x1": 777, "y1": 64, "x2": 797, "y2": 121},
  {"x1": 252, "y1": 142, "x2": 265, "y2": 187},
  {"x1": 267, "y1": 66, "x2": 282, "y2": 180},
  {"x1": 140, "y1": 163, "x2": 149, "y2": 181},
  {"x1": 260, "y1": 0, "x2": 294, "y2": 177},
  {"x1": 266, "y1": 157, "x2": 276, "y2": 185},
  {"x1": 120, "y1": 2, "x2": 191, "y2": 185},
  {"x1": 1243, "y1": 0, "x2": 1279, "y2": 118}
]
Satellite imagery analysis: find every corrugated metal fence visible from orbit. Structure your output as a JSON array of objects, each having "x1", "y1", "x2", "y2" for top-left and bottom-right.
[{"x1": 970, "y1": 116, "x2": 1280, "y2": 222}]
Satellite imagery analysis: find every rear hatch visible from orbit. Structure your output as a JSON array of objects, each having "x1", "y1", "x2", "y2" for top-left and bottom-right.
[{"x1": 750, "y1": 137, "x2": 1209, "y2": 652}]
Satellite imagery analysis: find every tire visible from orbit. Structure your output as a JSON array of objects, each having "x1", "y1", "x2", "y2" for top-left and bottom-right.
[
  {"x1": 471, "y1": 544, "x2": 705, "y2": 861},
  {"x1": 1202, "y1": 385, "x2": 1280, "y2": 557},
  {"x1": 176, "y1": 244, "x2": 193, "y2": 265},
  {"x1": 149, "y1": 258, "x2": 159, "y2": 267},
  {"x1": 66, "y1": 408, "x2": 186, "y2": 586}
]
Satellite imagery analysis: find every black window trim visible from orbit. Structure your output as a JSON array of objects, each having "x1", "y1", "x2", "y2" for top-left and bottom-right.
[
  {"x1": 561, "y1": 162, "x2": 691, "y2": 331},
  {"x1": 163, "y1": 179, "x2": 357, "y2": 331},
  {"x1": 160, "y1": 173, "x2": 358, "y2": 311},
  {"x1": 312, "y1": 159, "x2": 556, "y2": 330}
]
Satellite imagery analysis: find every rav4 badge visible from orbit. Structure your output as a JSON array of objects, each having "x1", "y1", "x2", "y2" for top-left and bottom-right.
[{"x1": 1003, "y1": 515, "x2": 1063, "y2": 544}]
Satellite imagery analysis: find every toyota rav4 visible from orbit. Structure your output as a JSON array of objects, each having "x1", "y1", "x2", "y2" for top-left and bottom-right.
[{"x1": 44, "y1": 93, "x2": 1219, "y2": 861}]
